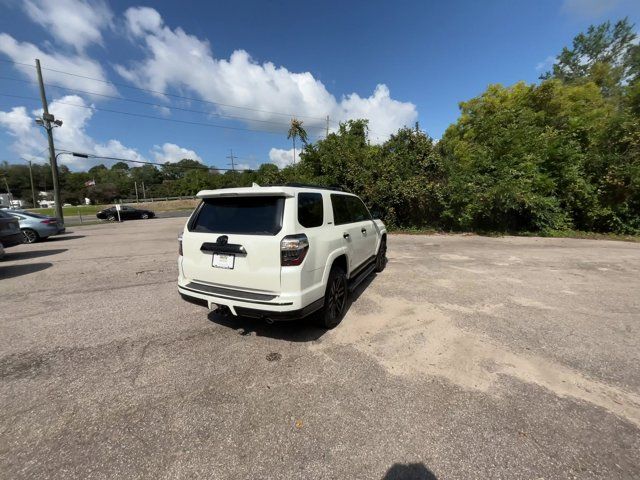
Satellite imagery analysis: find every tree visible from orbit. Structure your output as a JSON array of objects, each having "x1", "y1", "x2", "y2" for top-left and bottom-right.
[
  {"x1": 161, "y1": 159, "x2": 206, "y2": 181},
  {"x1": 544, "y1": 18, "x2": 639, "y2": 94},
  {"x1": 287, "y1": 118, "x2": 308, "y2": 164},
  {"x1": 111, "y1": 161, "x2": 130, "y2": 171}
]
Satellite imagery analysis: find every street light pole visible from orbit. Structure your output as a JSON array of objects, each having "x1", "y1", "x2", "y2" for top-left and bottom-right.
[{"x1": 35, "y1": 58, "x2": 64, "y2": 224}]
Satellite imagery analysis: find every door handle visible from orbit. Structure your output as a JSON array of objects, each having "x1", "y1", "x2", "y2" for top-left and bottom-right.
[
  {"x1": 361, "y1": 228, "x2": 367, "y2": 234},
  {"x1": 343, "y1": 233, "x2": 350, "y2": 239}
]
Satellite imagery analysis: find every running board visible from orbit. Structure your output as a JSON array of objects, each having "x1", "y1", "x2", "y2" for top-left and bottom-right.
[{"x1": 348, "y1": 261, "x2": 376, "y2": 292}]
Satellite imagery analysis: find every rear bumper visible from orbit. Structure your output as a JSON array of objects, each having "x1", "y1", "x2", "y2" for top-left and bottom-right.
[
  {"x1": 178, "y1": 279, "x2": 324, "y2": 320},
  {"x1": 32, "y1": 224, "x2": 63, "y2": 238}
]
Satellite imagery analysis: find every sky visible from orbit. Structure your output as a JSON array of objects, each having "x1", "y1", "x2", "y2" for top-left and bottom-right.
[{"x1": 0, "y1": 0, "x2": 639, "y2": 172}]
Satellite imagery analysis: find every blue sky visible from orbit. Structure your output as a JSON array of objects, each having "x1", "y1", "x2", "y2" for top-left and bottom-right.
[{"x1": 1, "y1": 0, "x2": 639, "y2": 171}]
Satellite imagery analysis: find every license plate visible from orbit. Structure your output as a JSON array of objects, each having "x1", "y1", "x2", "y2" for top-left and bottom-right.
[{"x1": 212, "y1": 253, "x2": 235, "y2": 269}]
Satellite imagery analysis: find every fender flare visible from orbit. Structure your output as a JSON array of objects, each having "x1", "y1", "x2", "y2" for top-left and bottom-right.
[
  {"x1": 321, "y1": 247, "x2": 350, "y2": 285},
  {"x1": 373, "y1": 220, "x2": 387, "y2": 254}
]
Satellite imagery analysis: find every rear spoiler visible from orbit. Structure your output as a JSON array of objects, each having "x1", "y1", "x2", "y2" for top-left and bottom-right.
[{"x1": 196, "y1": 187, "x2": 295, "y2": 199}]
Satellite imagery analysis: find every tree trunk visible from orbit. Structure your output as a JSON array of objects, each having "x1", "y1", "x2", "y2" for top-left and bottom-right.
[{"x1": 293, "y1": 136, "x2": 297, "y2": 164}]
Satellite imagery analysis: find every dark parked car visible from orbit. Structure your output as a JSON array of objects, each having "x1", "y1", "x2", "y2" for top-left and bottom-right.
[
  {"x1": 96, "y1": 205, "x2": 155, "y2": 221},
  {"x1": 0, "y1": 210, "x2": 23, "y2": 247}
]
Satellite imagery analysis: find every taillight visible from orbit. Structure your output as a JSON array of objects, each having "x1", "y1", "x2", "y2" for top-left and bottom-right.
[
  {"x1": 178, "y1": 234, "x2": 183, "y2": 256},
  {"x1": 40, "y1": 219, "x2": 57, "y2": 224},
  {"x1": 281, "y1": 234, "x2": 309, "y2": 266}
]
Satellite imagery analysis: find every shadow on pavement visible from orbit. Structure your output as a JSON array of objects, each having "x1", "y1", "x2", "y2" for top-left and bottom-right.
[
  {"x1": 5, "y1": 248, "x2": 67, "y2": 261},
  {"x1": 382, "y1": 463, "x2": 438, "y2": 480},
  {"x1": 207, "y1": 311, "x2": 326, "y2": 342},
  {"x1": 0, "y1": 262, "x2": 52, "y2": 279},
  {"x1": 206, "y1": 271, "x2": 379, "y2": 342},
  {"x1": 45, "y1": 235, "x2": 85, "y2": 242}
]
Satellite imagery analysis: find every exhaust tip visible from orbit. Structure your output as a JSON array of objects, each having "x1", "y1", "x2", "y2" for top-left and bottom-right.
[{"x1": 265, "y1": 317, "x2": 275, "y2": 325}]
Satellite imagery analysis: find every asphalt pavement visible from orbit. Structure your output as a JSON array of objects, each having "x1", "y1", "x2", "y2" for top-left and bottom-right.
[{"x1": 1, "y1": 219, "x2": 639, "y2": 479}]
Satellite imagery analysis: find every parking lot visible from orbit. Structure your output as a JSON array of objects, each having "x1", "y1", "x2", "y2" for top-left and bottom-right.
[{"x1": 1, "y1": 218, "x2": 639, "y2": 479}]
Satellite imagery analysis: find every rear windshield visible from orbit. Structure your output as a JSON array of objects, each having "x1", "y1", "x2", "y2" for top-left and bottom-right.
[{"x1": 190, "y1": 196, "x2": 284, "y2": 235}]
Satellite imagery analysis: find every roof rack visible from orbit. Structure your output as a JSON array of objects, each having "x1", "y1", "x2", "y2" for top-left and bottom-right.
[{"x1": 269, "y1": 183, "x2": 344, "y2": 192}]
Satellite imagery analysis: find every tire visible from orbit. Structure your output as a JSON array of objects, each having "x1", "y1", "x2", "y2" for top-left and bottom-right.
[
  {"x1": 141, "y1": 213, "x2": 149, "y2": 219},
  {"x1": 317, "y1": 266, "x2": 348, "y2": 329},
  {"x1": 107, "y1": 215, "x2": 116, "y2": 221},
  {"x1": 375, "y1": 237, "x2": 387, "y2": 272},
  {"x1": 22, "y1": 228, "x2": 39, "y2": 244}
]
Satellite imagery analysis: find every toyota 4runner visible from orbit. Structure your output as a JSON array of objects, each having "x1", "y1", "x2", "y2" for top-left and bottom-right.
[{"x1": 178, "y1": 183, "x2": 387, "y2": 328}]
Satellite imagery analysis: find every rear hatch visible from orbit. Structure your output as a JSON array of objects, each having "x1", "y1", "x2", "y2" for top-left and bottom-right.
[{"x1": 181, "y1": 194, "x2": 287, "y2": 293}]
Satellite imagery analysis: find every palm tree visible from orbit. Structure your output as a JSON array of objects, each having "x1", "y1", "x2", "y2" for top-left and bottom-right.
[{"x1": 287, "y1": 118, "x2": 308, "y2": 164}]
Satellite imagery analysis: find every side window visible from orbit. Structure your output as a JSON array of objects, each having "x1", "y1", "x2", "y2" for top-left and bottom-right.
[
  {"x1": 348, "y1": 196, "x2": 371, "y2": 222},
  {"x1": 331, "y1": 194, "x2": 352, "y2": 225},
  {"x1": 298, "y1": 193, "x2": 324, "y2": 228}
]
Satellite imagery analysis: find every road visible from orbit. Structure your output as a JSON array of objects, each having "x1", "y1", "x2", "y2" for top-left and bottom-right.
[
  {"x1": 62, "y1": 209, "x2": 191, "y2": 225},
  {"x1": 1, "y1": 218, "x2": 639, "y2": 479}
]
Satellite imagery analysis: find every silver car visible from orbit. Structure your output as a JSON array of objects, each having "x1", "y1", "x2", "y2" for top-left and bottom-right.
[{"x1": 8, "y1": 210, "x2": 66, "y2": 243}]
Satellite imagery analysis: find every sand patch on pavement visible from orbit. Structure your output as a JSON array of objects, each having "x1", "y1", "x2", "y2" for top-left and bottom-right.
[{"x1": 313, "y1": 292, "x2": 640, "y2": 427}]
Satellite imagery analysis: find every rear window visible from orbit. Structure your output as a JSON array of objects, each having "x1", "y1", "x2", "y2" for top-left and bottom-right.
[
  {"x1": 297, "y1": 193, "x2": 323, "y2": 228},
  {"x1": 190, "y1": 196, "x2": 284, "y2": 235}
]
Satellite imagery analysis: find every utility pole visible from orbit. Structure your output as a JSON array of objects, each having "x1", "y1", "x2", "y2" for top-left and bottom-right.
[
  {"x1": 28, "y1": 160, "x2": 36, "y2": 208},
  {"x1": 141, "y1": 181, "x2": 146, "y2": 200},
  {"x1": 2, "y1": 176, "x2": 11, "y2": 204},
  {"x1": 226, "y1": 149, "x2": 236, "y2": 171},
  {"x1": 35, "y1": 59, "x2": 64, "y2": 224},
  {"x1": 326, "y1": 115, "x2": 330, "y2": 137}
]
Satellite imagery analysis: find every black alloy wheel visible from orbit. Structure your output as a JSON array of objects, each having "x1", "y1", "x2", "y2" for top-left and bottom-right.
[{"x1": 319, "y1": 267, "x2": 348, "y2": 329}]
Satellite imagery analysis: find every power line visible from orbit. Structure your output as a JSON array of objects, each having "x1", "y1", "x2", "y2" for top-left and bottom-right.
[
  {"x1": 55, "y1": 150, "x2": 254, "y2": 172},
  {"x1": 0, "y1": 93, "x2": 302, "y2": 136},
  {"x1": 1, "y1": 58, "x2": 387, "y2": 138},
  {"x1": 0, "y1": 75, "x2": 327, "y2": 130},
  {"x1": 0, "y1": 57, "x2": 337, "y2": 123}
]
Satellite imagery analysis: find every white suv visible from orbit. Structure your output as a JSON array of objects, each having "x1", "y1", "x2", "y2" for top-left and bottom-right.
[{"x1": 178, "y1": 183, "x2": 387, "y2": 328}]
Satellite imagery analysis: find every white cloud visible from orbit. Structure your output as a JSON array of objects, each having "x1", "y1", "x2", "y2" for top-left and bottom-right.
[
  {"x1": 116, "y1": 7, "x2": 418, "y2": 143},
  {"x1": 561, "y1": 0, "x2": 621, "y2": 18},
  {"x1": 0, "y1": 34, "x2": 117, "y2": 96},
  {"x1": 23, "y1": 0, "x2": 113, "y2": 52},
  {"x1": 1, "y1": 94, "x2": 204, "y2": 170},
  {"x1": 536, "y1": 55, "x2": 555, "y2": 72},
  {"x1": 152, "y1": 143, "x2": 202, "y2": 163},
  {"x1": 0, "y1": 106, "x2": 45, "y2": 157},
  {"x1": 1, "y1": 96, "x2": 142, "y2": 169},
  {"x1": 337, "y1": 84, "x2": 418, "y2": 141},
  {"x1": 269, "y1": 147, "x2": 301, "y2": 169}
]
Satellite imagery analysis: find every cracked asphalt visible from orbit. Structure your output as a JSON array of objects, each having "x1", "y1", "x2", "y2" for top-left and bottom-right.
[{"x1": 1, "y1": 218, "x2": 639, "y2": 479}]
